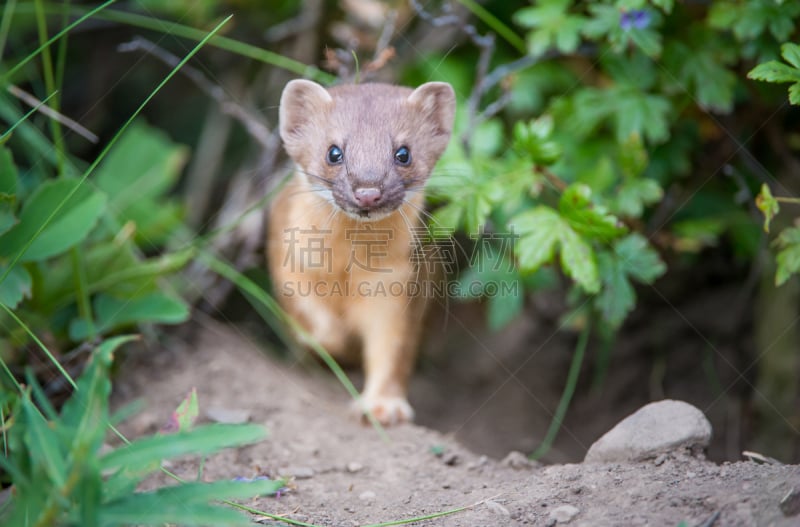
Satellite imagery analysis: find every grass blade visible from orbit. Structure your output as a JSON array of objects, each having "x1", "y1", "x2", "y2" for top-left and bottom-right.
[
  {"x1": 3, "y1": 0, "x2": 117, "y2": 81},
  {"x1": 99, "y1": 423, "x2": 267, "y2": 470}
]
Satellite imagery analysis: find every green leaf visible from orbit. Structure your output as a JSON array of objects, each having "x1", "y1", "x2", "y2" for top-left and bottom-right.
[
  {"x1": 69, "y1": 292, "x2": 190, "y2": 340},
  {"x1": 0, "y1": 147, "x2": 19, "y2": 237},
  {"x1": 748, "y1": 43, "x2": 800, "y2": 106},
  {"x1": 94, "y1": 120, "x2": 188, "y2": 244},
  {"x1": 99, "y1": 423, "x2": 268, "y2": 471},
  {"x1": 0, "y1": 146, "x2": 17, "y2": 197},
  {"x1": 488, "y1": 290, "x2": 524, "y2": 331},
  {"x1": 22, "y1": 395, "x2": 67, "y2": 487},
  {"x1": 0, "y1": 264, "x2": 32, "y2": 308},
  {"x1": 559, "y1": 184, "x2": 627, "y2": 242},
  {"x1": 614, "y1": 233, "x2": 666, "y2": 283},
  {"x1": 95, "y1": 121, "x2": 188, "y2": 204},
  {"x1": 774, "y1": 227, "x2": 800, "y2": 286},
  {"x1": 613, "y1": 179, "x2": 663, "y2": 218},
  {"x1": 513, "y1": 207, "x2": 561, "y2": 271},
  {"x1": 513, "y1": 206, "x2": 600, "y2": 293},
  {"x1": 513, "y1": 116, "x2": 563, "y2": 165},
  {"x1": 100, "y1": 479, "x2": 284, "y2": 526},
  {"x1": 594, "y1": 234, "x2": 665, "y2": 327},
  {"x1": 0, "y1": 179, "x2": 106, "y2": 262},
  {"x1": 173, "y1": 388, "x2": 199, "y2": 432},
  {"x1": 99, "y1": 502, "x2": 254, "y2": 527},
  {"x1": 614, "y1": 90, "x2": 671, "y2": 144},
  {"x1": 747, "y1": 61, "x2": 800, "y2": 84},
  {"x1": 559, "y1": 226, "x2": 600, "y2": 293},
  {"x1": 666, "y1": 37, "x2": 737, "y2": 113},
  {"x1": 595, "y1": 251, "x2": 635, "y2": 328},
  {"x1": 755, "y1": 184, "x2": 780, "y2": 233},
  {"x1": 514, "y1": 0, "x2": 586, "y2": 56},
  {"x1": 783, "y1": 43, "x2": 800, "y2": 69}
]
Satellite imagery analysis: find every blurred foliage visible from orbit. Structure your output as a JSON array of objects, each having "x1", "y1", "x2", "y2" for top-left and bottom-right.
[
  {"x1": 0, "y1": 337, "x2": 278, "y2": 526},
  {"x1": 422, "y1": 0, "x2": 799, "y2": 334}
]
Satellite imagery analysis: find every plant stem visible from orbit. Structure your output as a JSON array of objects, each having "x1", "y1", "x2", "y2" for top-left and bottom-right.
[
  {"x1": 530, "y1": 320, "x2": 591, "y2": 460},
  {"x1": 455, "y1": 0, "x2": 526, "y2": 53}
]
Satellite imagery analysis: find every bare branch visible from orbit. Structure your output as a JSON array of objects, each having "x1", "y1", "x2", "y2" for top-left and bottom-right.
[
  {"x1": 7, "y1": 85, "x2": 99, "y2": 143},
  {"x1": 118, "y1": 36, "x2": 275, "y2": 151}
]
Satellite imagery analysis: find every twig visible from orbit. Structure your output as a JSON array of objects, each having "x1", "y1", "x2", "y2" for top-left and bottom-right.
[
  {"x1": 118, "y1": 36, "x2": 275, "y2": 151},
  {"x1": 6, "y1": 84, "x2": 98, "y2": 143},
  {"x1": 409, "y1": 0, "x2": 496, "y2": 153}
]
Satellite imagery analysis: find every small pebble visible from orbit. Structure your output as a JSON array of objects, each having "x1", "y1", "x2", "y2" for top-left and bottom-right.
[
  {"x1": 279, "y1": 467, "x2": 314, "y2": 479},
  {"x1": 780, "y1": 487, "x2": 800, "y2": 516},
  {"x1": 359, "y1": 491, "x2": 376, "y2": 501},
  {"x1": 486, "y1": 500, "x2": 510, "y2": 516},
  {"x1": 205, "y1": 406, "x2": 252, "y2": 424},
  {"x1": 467, "y1": 455, "x2": 489, "y2": 470},
  {"x1": 346, "y1": 462, "x2": 364, "y2": 473},
  {"x1": 501, "y1": 451, "x2": 535, "y2": 470},
  {"x1": 548, "y1": 504, "x2": 580, "y2": 524},
  {"x1": 654, "y1": 454, "x2": 667, "y2": 466}
]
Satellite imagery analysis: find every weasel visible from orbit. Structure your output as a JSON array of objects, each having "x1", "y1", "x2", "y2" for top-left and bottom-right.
[{"x1": 268, "y1": 80, "x2": 455, "y2": 425}]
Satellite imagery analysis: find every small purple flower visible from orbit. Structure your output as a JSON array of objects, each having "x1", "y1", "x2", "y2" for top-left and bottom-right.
[{"x1": 620, "y1": 9, "x2": 651, "y2": 31}]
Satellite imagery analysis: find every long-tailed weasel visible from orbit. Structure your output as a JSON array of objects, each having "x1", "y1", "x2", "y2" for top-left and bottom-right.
[{"x1": 268, "y1": 80, "x2": 455, "y2": 425}]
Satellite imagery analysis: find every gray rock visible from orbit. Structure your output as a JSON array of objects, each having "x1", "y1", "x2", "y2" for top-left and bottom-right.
[
  {"x1": 548, "y1": 504, "x2": 580, "y2": 523},
  {"x1": 584, "y1": 400, "x2": 712, "y2": 463}
]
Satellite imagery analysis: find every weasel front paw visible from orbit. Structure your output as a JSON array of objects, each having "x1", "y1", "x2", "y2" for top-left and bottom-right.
[{"x1": 352, "y1": 395, "x2": 415, "y2": 426}]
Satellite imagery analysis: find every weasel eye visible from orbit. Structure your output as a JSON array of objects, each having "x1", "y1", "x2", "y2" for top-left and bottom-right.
[
  {"x1": 394, "y1": 146, "x2": 411, "y2": 165},
  {"x1": 327, "y1": 145, "x2": 343, "y2": 165}
]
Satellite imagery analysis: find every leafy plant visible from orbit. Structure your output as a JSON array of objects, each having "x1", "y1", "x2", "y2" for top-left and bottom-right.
[{"x1": 0, "y1": 336, "x2": 280, "y2": 527}]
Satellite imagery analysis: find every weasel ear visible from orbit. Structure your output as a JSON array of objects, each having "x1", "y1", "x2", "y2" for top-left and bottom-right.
[
  {"x1": 407, "y1": 82, "x2": 456, "y2": 139},
  {"x1": 279, "y1": 79, "x2": 332, "y2": 145}
]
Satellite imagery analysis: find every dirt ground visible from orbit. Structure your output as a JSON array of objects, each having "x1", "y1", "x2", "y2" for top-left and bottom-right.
[{"x1": 112, "y1": 320, "x2": 799, "y2": 527}]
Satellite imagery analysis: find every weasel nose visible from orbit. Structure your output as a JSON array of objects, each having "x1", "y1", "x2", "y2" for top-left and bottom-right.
[{"x1": 353, "y1": 187, "x2": 382, "y2": 208}]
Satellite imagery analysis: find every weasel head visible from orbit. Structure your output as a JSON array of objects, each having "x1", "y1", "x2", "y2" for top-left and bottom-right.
[{"x1": 279, "y1": 80, "x2": 455, "y2": 221}]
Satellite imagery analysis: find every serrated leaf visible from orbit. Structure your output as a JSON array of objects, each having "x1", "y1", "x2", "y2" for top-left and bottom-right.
[
  {"x1": 559, "y1": 226, "x2": 600, "y2": 293},
  {"x1": 559, "y1": 184, "x2": 627, "y2": 241},
  {"x1": 596, "y1": 251, "x2": 636, "y2": 328},
  {"x1": 514, "y1": 0, "x2": 586, "y2": 56},
  {"x1": 755, "y1": 183, "x2": 780, "y2": 233},
  {"x1": 513, "y1": 207, "x2": 561, "y2": 271},
  {"x1": 614, "y1": 179, "x2": 663, "y2": 218},
  {"x1": 614, "y1": 233, "x2": 666, "y2": 283},
  {"x1": 0, "y1": 264, "x2": 31, "y2": 308},
  {"x1": 100, "y1": 424, "x2": 267, "y2": 471},
  {"x1": 0, "y1": 179, "x2": 106, "y2": 262},
  {"x1": 782, "y1": 43, "x2": 800, "y2": 69},
  {"x1": 747, "y1": 61, "x2": 800, "y2": 83},
  {"x1": 69, "y1": 292, "x2": 190, "y2": 340},
  {"x1": 774, "y1": 227, "x2": 800, "y2": 286}
]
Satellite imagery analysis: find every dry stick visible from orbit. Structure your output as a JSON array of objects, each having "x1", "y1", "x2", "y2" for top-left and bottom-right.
[
  {"x1": 409, "y1": 0, "x2": 498, "y2": 154},
  {"x1": 6, "y1": 84, "x2": 98, "y2": 143},
  {"x1": 118, "y1": 36, "x2": 275, "y2": 151}
]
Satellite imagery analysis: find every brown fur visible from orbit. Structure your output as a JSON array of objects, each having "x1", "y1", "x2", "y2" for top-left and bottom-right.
[{"x1": 267, "y1": 80, "x2": 455, "y2": 424}]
